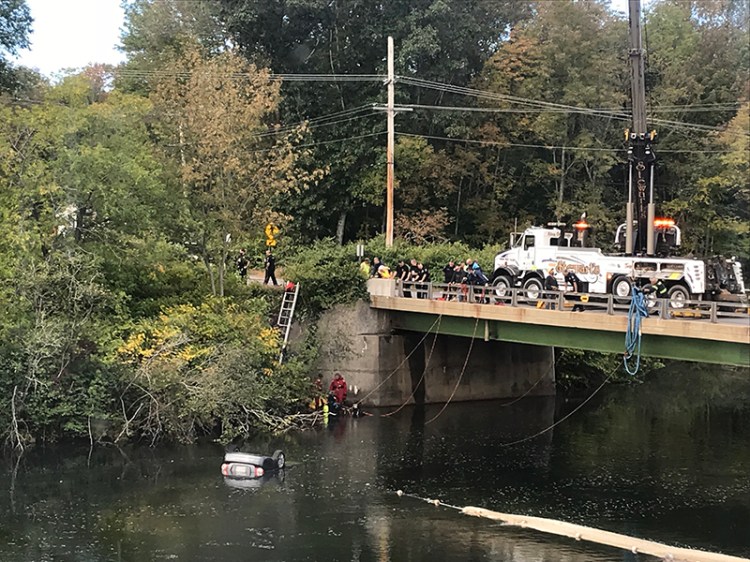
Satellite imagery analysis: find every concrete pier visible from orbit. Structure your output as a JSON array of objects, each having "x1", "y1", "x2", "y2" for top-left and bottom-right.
[{"x1": 314, "y1": 300, "x2": 555, "y2": 407}]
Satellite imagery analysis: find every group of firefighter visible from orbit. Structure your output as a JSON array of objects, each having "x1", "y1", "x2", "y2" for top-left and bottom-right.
[{"x1": 310, "y1": 372, "x2": 366, "y2": 418}]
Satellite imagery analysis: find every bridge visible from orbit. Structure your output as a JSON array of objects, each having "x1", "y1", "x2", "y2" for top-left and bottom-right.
[{"x1": 367, "y1": 279, "x2": 750, "y2": 368}]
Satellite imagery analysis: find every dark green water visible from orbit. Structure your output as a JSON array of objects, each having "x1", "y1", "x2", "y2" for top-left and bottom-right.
[{"x1": 1, "y1": 366, "x2": 749, "y2": 561}]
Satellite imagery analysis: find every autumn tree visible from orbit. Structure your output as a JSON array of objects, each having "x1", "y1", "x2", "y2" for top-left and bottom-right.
[{"x1": 151, "y1": 45, "x2": 324, "y2": 295}]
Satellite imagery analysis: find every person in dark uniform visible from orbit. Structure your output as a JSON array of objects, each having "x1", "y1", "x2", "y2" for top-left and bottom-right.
[
  {"x1": 564, "y1": 269, "x2": 586, "y2": 311},
  {"x1": 236, "y1": 249, "x2": 249, "y2": 282},
  {"x1": 544, "y1": 269, "x2": 559, "y2": 310},
  {"x1": 415, "y1": 262, "x2": 431, "y2": 299},
  {"x1": 395, "y1": 259, "x2": 411, "y2": 297},
  {"x1": 644, "y1": 276, "x2": 667, "y2": 299},
  {"x1": 264, "y1": 249, "x2": 278, "y2": 285}
]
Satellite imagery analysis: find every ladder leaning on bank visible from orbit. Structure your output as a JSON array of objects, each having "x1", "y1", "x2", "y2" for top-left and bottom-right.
[{"x1": 277, "y1": 282, "x2": 300, "y2": 364}]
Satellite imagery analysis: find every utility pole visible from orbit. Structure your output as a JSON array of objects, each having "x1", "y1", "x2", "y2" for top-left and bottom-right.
[
  {"x1": 385, "y1": 36, "x2": 395, "y2": 248},
  {"x1": 626, "y1": 0, "x2": 657, "y2": 256}
]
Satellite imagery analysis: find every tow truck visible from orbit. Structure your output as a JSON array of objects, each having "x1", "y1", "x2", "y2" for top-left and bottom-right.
[
  {"x1": 491, "y1": 0, "x2": 746, "y2": 307},
  {"x1": 490, "y1": 223, "x2": 744, "y2": 306}
]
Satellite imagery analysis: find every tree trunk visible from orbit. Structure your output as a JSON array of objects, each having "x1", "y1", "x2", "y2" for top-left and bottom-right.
[
  {"x1": 218, "y1": 233, "x2": 229, "y2": 297},
  {"x1": 455, "y1": 177, "x2": 464, "y2": 236},
  {"x1": 336, "y1": 210, "x2": 347, "y2": 245}
]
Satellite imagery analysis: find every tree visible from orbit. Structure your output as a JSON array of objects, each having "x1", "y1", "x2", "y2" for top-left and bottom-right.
[
  {"x1": 118, "y1": 0, "x2": 226, "y2": 93},
  {"x1": 150, "y1": 45, "x2": 324, "y2": 296},
  {"x1": 0, "y1": 69, "x2": 183, "y2": 445},
  {"x1": 0, "y1": 0, "x2": 32, "y2": 92},
  {"x1": 216, "y1": 0, "x2": 532, "y2": 242},
  {"x1": 449, "y1": 1, "x2": 627, "y2": 241}
]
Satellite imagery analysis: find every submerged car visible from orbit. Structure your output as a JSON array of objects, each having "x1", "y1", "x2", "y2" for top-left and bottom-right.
[{"x1": 221, "y1": 449, "x2": 285, "y2": 479}]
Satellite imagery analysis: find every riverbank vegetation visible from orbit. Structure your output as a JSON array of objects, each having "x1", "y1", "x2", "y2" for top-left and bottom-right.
[{"x1": 0, "y1": 0, "x2": 746, "y2": 447}]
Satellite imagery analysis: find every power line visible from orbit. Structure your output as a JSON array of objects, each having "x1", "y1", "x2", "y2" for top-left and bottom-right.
[
  {"x1": 246, "y1": 130, "x2": 387, "y2": 155},
  {"x1": 253, "y1": 107, "x2": 379, "y2": 138},
  {"x1": 400, "y1": 102, "x2": 741, "y2": 115},
  {"x1": 115, "y1": 68, "x2": 385, "y2": 82},
  {"x1": 398, "y1": 76, "x2": 750, "y2": 138},
  {"x1": 396, "y1": 131, "x2": 734, "y2": 154}
]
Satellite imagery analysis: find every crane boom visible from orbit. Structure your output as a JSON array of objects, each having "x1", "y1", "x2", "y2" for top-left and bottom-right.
[{"x1": 625, "y1": 0, "x2": 657, "y2": 256}]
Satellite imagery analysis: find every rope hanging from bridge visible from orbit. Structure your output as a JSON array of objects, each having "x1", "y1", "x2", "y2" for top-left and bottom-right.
[
  {"x1": 496, "y1": 365, "x2": 616, "y2": 448},
  {"x1": 380, "y1": 315, "x2": 443, "y2": 417},
  {"x1": 393, "y1": 491, "x2": 748, "y2": 562},
  {"x1": 624, "y1": 286, "x2": 649, "y2": 375},
  {"x1": 355, "y1": 314, "x2": 443, "y2": 407},
  {"x1": 425, "y1": 317, "x2": 480, "y2": 425}
]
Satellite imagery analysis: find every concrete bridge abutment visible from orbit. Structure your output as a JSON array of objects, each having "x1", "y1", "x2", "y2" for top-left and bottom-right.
[{"x1": 314, "y1": 301, "x2": 555, "y2": 407}]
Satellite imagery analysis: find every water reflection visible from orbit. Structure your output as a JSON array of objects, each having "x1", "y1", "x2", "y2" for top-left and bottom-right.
[{"x1": 0, "y1": 366, "x2": 748, "y2": 561}]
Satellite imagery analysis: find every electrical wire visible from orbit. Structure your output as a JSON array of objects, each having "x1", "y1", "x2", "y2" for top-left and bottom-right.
[
  {"x1": 252, "y1": 108, "x2": 379, "y2": 139},
  {"x1": 115, "y1": 69, "x2": 385, "y2": 82},
  {"x1": 398, "y1": 76, "x2": 749, "y2": 138},
  {"x1": 244, "y1": 130, "x2": 386, "y2": 155},
  {"x1": 395, "y1": 131, "x2": 734, "y2": 154}
]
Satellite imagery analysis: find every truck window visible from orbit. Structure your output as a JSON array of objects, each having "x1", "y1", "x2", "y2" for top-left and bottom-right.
[{"x1": 523, "y1": 236, "x2": 535, "y2": 250}]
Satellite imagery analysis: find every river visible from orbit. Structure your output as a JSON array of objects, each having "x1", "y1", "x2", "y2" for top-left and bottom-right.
[{"x1": 1, "y1": 365, "x2": 749, "y2": 561}]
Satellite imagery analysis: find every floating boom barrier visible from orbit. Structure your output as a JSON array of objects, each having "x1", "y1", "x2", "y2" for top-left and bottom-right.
[{"x1": 396, "y1": 491, "x2": 749, "y2": 562}]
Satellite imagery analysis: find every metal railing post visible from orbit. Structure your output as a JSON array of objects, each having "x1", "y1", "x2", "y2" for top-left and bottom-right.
[
  {"x1": 710, "y1": 301, "x2": 718, "y2": 323},
  {"x1": 659, "y1": 298, "x2": 668, "y2": 319},
  {"x1": 607, "y1": 295, "x2": 614, "y2": 315},
  {"x1": 428, "y1": 282, "x2": 434, "y2": 300},
  {"x1": 511, "y1": 288, "x2": 518, "y2": 307}
]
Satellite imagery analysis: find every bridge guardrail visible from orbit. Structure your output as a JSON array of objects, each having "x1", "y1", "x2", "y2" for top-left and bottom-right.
[{"x1": 394, "y1": 281, "x2": 749, "y2": 324}]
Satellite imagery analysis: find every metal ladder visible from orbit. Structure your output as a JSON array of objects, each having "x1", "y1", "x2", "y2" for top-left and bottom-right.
[{"x1": 277, "y1": 282, "x2": 300, "y2": 364}]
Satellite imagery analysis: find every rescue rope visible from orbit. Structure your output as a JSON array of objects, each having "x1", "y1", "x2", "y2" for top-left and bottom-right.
[
  {"x1": 624, "y1": 286, "x2": 649, "y2": 376},
  {"x1": 496, "y1": 365, "x2": 616, "y2": 448},
  {"x1": 425, "y1": 317, "x2": 480, "y2": 425},
  {"x1": 354, "y1": 315, "x2": 443, "y2": 406},
  {"x1": 393, "y1": 492, "x2": 748, "y2": 562},
  {"x1": 497, "y1": 357, "x2": 556, "y2": 408},
  {"x1": 380, "y1": 315, "x2": 443, "y2": 417}
]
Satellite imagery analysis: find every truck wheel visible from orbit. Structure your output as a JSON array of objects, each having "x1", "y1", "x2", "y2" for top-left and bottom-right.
[
  {"x1": 667, "y1": 285, "x2": 689, "y2": 309},
  {"x1": 611, "y1": 276, "x2": 632, "y2": 304},
  {"x1": 492, "y1": 275, "x2": 513, "y2": 298},
  {"x1": 522, "y1": 277, "x2": 543, "y2": 301}
]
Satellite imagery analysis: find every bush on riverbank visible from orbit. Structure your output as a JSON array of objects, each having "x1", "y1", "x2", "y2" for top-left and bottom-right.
[{"x1": 115, "y1": 297, "x2": 313, "y2": 443}]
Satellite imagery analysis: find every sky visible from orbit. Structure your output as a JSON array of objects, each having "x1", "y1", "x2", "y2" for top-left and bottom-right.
[
  {"x1": 14, "y1": 0, "x2": 127, "y2": 76},
  {"x1": 14, "y1": 0, "x2": 633, "y2": 77}
]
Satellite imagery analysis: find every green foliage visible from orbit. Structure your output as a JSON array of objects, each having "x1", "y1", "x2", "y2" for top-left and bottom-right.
[
  {"x1": 556, "y1": 348, "x2": 665, "y2": 392},
  {"x1": 283, "y1": 239, "x2": 368, "y2": 316},
  {"x1": 357, "y1": 235, "x2": 503, "y2": 279},
  {"x1": 0, "y1": 0, "x2": 32, "y2": 91},
  {"x1": 115, "y1": 297, "x2": 313, "y2": 443}
]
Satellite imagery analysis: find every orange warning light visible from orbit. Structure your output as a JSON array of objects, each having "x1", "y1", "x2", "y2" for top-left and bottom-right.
[
  {"x1": 654, "y1": 218, "x2": 675, "y2": 228},
  {"x1": 574, "y1": 221, "x2": 590, "y2": 230}
]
